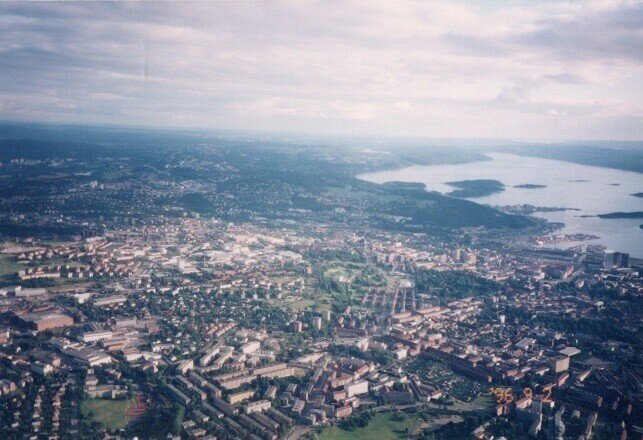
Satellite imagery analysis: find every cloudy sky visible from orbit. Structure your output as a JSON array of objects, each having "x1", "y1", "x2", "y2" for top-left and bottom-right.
[{"x1": 0, "y1": 1, "x2": 641, "y2": 141}]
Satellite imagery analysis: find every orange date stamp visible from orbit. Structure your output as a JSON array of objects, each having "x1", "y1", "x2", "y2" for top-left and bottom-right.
[{"x1": 489, "y1": 387, "x2": 553, "y2": 404}]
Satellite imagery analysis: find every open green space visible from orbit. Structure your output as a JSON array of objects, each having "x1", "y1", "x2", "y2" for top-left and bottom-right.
[
  {"x1": 405, "y1": 357, "x2": 488, "y2": 403},
  {"x1": 271, "y1": 295, "x2": 317, "y2": 312},
  {"x1": 320, "y1": 412, "x2": 420, "y2": 440},
  {"x1": 316, "y1": 262, "x2": 387, "y2": 314},
  {"x1": 81, "y1": 398, "x2": 135, "y2": 430},
  {"x1": 471, "y1": 392, "x2": 495, "y2": 408},
  {"x1": 323, "y1": 266, "x2": 351, "y2": 280},
  {"x1": 0, "y1": 256, "x2": 23, "y2": 277},
  {"x1": 322, "y1": 263, "x2": 385, "y2": 288}
]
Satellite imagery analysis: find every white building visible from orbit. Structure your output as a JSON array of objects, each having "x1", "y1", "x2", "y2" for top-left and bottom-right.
[
  {"x1": 345, "y1": 380, "x2": 369, "y2": 398},
  {"x1": 240, "y1": 341, "x2": 260, "y2": 354}
]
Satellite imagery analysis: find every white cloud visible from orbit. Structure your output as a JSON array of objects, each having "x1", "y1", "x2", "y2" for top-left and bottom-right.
[{"x1": 0, "y1": 0, "x2": 641, "y2": 141}]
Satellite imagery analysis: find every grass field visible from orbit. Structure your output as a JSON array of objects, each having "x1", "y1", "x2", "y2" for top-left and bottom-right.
[
  {"x1": 0, "y1": 256, "x2": 23, "y2": 277},
  {"x1": 320, "y1": 412, "x2": 420, "y2": 440},
  {"x1": 81, "y1": 398, "x2": 135, "y2": 430},
  {"x1": 472, "y1": 392, "x2": 495, "y2": 408}
]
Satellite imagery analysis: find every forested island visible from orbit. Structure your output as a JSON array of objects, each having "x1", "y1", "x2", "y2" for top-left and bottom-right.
[
  {"x1": 597, "y1": 211, "x2": 643, "y2": 219},
  {"x1": 513, "y1": 183, "x2": 547, "y2": 189},
  {"x1": 444, "y1": 179, "x2": 505, "y2": 198}
]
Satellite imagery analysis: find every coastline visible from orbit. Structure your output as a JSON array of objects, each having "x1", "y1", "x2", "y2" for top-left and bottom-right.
[{"x1": 358, "y1": 153, "x2": 643, "y2": 257}]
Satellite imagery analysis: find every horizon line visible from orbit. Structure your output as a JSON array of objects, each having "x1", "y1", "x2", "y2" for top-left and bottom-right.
[{"x1": 0, "y1": 118, "x2": 642, "y2": 147}]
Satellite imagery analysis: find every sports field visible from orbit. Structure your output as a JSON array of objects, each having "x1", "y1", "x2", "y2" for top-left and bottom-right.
[{"x1": 81, "y1": 397, "x2": 136, "y2": 430}]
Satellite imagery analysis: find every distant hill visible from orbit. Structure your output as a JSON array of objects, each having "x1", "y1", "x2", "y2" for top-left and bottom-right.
[
  {"x1": 497, "y1": 144, "x2": 643, "y2": 174},
  {"x1": 0, "y1": 123, "x2": 539, "y2": 238},
  {"x1": 597, "y1": 211, "x2": 643, "y2": 219}
]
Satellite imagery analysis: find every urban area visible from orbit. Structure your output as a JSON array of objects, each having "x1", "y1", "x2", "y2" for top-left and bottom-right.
[{"x1": 0, "y1": 134, "x2": 641, "y2": 440}]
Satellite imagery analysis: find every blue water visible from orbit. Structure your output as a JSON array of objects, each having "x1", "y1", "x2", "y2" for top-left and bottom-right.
[{"x1": 359, "y1": 153, "x2": 643, "y2": 258}]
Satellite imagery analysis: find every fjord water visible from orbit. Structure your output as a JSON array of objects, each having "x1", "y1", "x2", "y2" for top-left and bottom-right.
[{"x1": 360, "y1": 153, "x2": 643, "y2": 258}]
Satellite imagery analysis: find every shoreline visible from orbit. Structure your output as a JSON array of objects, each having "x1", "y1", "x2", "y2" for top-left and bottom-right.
[{"x1": 358, "y1": 153, "x2": 642, "y2": 257}]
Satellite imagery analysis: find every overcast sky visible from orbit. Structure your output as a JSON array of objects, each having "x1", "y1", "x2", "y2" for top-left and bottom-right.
[{"x1": 1, "y1": 1, "x2": 641, "y2": 141}]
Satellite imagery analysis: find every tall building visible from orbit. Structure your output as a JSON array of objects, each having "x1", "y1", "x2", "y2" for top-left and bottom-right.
[
  {"x1": 615, "y1": 252, "x2": 629, "y2": 268},
  {"x1": 550, "y1": 356, "x2": 570, "y2": 373},
  {"x1": 603, "y1": 251, "x2": 616, "y2": 270},
  {"x1": 604, "y1": 251, "x2": 630, "y2": 270},
  {"x1": 344, "y1": 380, "x2": 369, "y2": 398}
]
